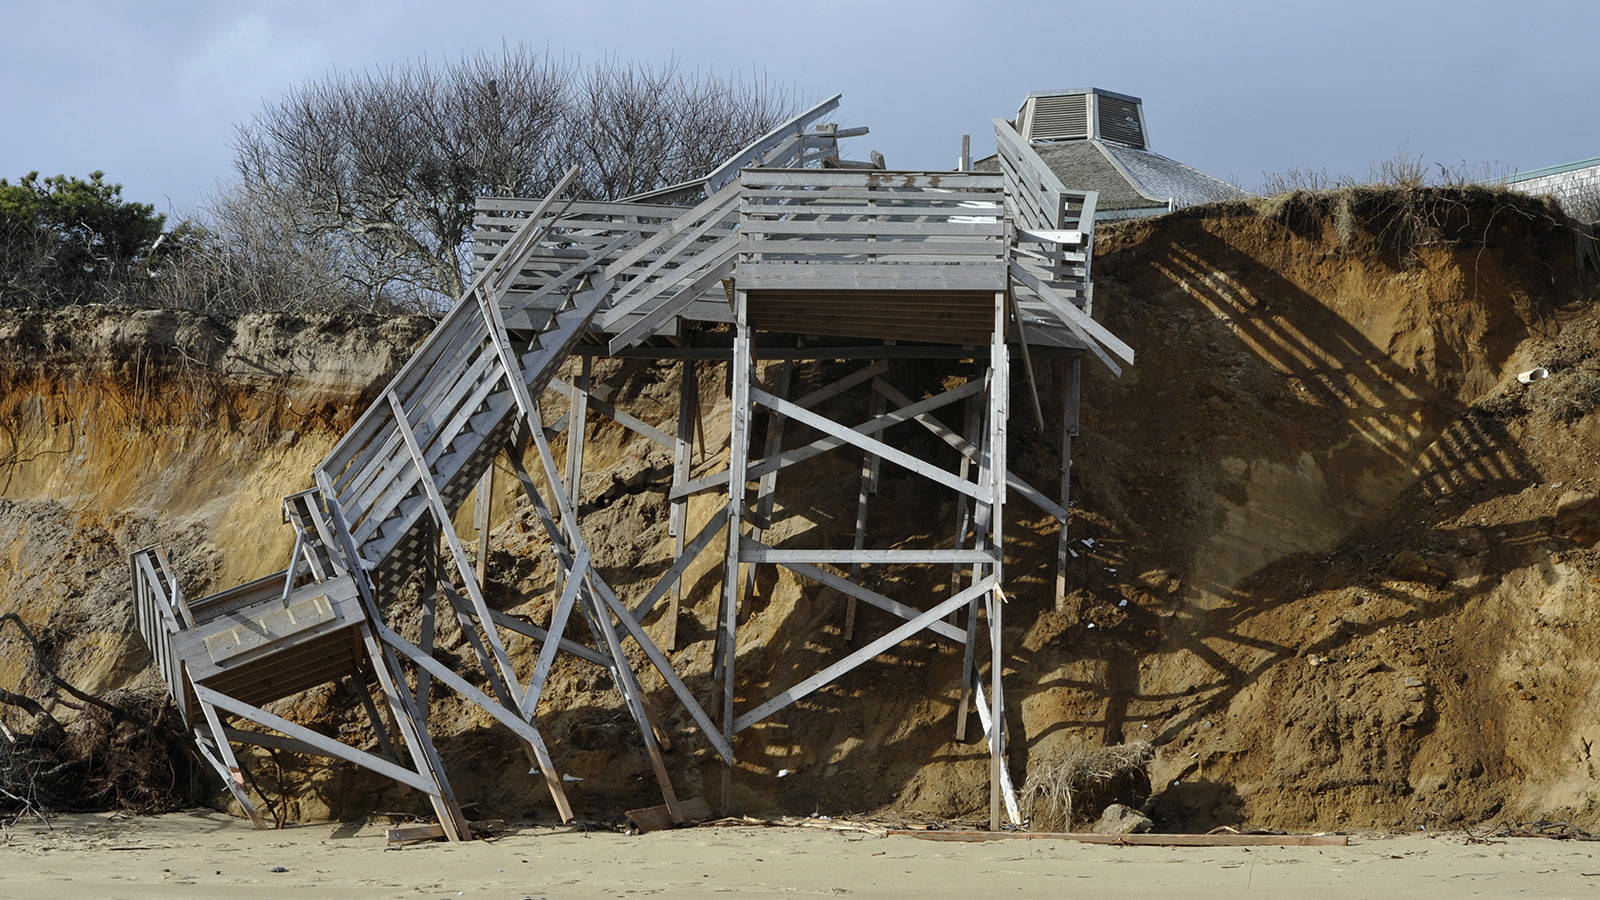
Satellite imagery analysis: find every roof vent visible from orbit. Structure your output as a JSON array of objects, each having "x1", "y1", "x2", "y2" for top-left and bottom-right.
[{"x1": 1016, "y1": 88, "x2": 1147, "y2": 150}]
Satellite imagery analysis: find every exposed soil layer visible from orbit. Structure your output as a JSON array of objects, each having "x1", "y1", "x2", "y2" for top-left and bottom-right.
[{"x1": 3, "y1": 187, "x2": 1598, "y2": 832}]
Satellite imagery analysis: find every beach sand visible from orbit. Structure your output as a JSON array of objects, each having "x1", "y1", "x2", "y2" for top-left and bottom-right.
[{"x1": 1, "y1": 811, "x2": 1596, "y2": 898}]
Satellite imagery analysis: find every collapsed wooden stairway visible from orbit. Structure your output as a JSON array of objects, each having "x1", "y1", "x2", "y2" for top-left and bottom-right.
[{"x1": 130, "y1": 95, "x2": 1135, "y2": 839}]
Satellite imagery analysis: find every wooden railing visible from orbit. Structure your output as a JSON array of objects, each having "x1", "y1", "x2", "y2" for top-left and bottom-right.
[
  {"x1": 736, "y1": 168, "x2": 1008, "y2": 293},
  {"x1": 130, "y1": 546, "x2": 189, "y2": 721}
]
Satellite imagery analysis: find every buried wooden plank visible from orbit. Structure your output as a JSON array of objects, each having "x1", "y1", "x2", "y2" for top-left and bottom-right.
[
  {"x1": 627, "y1": 796, "x2": 715, "y2": 833},
  {"x1": 385, "y1": 819, "x2": 507, "y2": 844},
  {"x1": 886, "y1": 830, "x2": 1349, "y2": 847}
]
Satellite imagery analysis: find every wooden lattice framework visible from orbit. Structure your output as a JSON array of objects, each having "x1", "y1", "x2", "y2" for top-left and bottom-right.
[{"x1": 130, "y1": 95, "x2": 1133, "y2": 838}]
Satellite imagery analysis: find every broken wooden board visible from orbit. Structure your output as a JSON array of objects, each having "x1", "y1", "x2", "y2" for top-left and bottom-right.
[
  {"x1": 886, "y1": 829, "x2": 1348, "y2": 847},
  {"x1": 626, "y1": 796, "x2": 714, "y2": 833},
  {"x1": 386, "y1": 819, "x2": 506, "y2": 844}
]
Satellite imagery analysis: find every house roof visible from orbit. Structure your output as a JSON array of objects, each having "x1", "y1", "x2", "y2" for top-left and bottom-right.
[{"x1": 975, "y1": 139, "x2": 1247, "y2": 213}]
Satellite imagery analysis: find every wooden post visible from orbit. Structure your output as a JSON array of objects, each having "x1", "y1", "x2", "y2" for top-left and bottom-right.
[
  {"x1": 717, "y1": 290, "x2": 752, "y2": 813},
  {"x1": 665, "y1": 360, "x2": 698, "y2": 652},
  {"x1": 557, "y1": 355, "x2": 591, "y2": 598},
  {"x1": 473, "y1": 468, "x2": 493, "y2": 586},
  {"x1": 949, "y1": 391, "x2": 981, "y2": 612},
  {"x1": 960, "y1": 134, "x2": 971, "y2": 172},
  {"x1": 844, "y1": 390, "x2": 884, "y2": 642},
  {"x1": 1055, "y1": 357, "x2": 1081, "y2": 610},
  {"x1": 988, "y1": 291, "x2": 1010, "y2": 832}
]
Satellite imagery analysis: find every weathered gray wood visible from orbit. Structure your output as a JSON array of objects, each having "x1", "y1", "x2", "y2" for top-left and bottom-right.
[
  {"x1": 702, "y1": 94, "x2": 842, "y2": 192},
  {"x1": 1008, "y1": 261, "x2": 1133, "y2": 369},
  {"x1": 603, "y1": 180, "x2": 742, "y2": 281},
  {"x1": 631, "y1": 505, "x2": 729, "y2": 622},
  {"x1": 871, "y1": 379, "x2": 1066, "y2": 522},
  {"x1": 1056, "y1": 358, "x2": 1081, "y2": 610},
  {"x1": 521, "y1": 549, "x2": 587, "y2": 712},
  {"x1": 749, "y1": 387, "x2": 985, "y2": 502},
  {"x1": 605, "y1": 251, "x2": 737, "y2": 353},
  {"x1": 374, "y1": 622, "x2": 573, "y2": 822},
  {"x1": 548, "y1": 378, "x2": 674, "y2": 448},
  {"x1": 843, "y1": 389, "x2": 883, "y2": 642},
  {"x1": 664, "y1": 360, "x2": 697, "y2": 652},
  {"x1": 733, "y1": 577, "x2": 996, "y2": 733},
  {"x1": 191, "y1": 732, "x2": 266, "y2": 829},
  {"x1": 386, "y1": 392, "x2": 525, "y2": 705},
  {"x1": 668, "y1": 378, "x2": 985, "y2": 501},
  {"x1": 589, "y1": 574, "x2": 734, "y2": 764},
  {"x1": 987, "y1": 291, "x2": 1009, "y2": 832},
  {"x1": 718, "y1": 290, "x2": 753, "y2": 812},
  {"x1": 740, "y1": 542, "x2": 995, "y2": 565},
  {"x1": 195, "y1": 684, "x2": 437, "y2": 796},
  {"x1": 747, "y1": 361, "x2": 792, "y2": 606},
  {"x1": 776, "y1": 560, "x2": 965, "y2": 644}
]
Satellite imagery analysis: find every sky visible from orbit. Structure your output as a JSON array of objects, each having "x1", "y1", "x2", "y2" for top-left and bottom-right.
[{"x1": 1, "y1": 0, "x2": 1594, "y2": 219}]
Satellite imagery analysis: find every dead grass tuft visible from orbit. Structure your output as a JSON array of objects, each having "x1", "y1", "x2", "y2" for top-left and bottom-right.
[{"x1": 1019, "y1": 740, "x2": 1154, "y2": 832}]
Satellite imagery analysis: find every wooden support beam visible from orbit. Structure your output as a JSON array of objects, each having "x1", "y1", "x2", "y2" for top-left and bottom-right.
[
  {"x1": 747, "y1": 361, "x2": 792, "y2": 605},
  {"x1": 718, "y1": 290, "x2": 752, "y2": 812},
  {"x1": 749, "y1": 387, "x2": 984, "y2": 502},
  {"x1": 374, "y1": 623, "x2": 572, "y2": 823},
  {"x1": 669, "y1": 377, "x2": 984, "y2": 501},
  {"x1": 549, "y1": 378, "x2": 674, "y2": 449},
  {"x1": 733, "y1": 577, "x2": 997, "y2": 733},
  {"x1": 774, "y1": 560, "x2": 966, "y2": 644},
  {"x1": 195, "y1": 684, "x2": 438, "y2": 796},
  {"x1": 1056, "y1": 357, "x2": 1081, "y2": 610},
  {"x1": 872, "y1": 379, "x2": 1065, "y2": 522},
  {"x1": 632, "y1": 505, "x2": 729, "y2": 622},
  {"x1": 520, "y1": 549, "x2": 587, "y2": 712},
  {"x1": 473, "y1": 467, "x2": 493, "y2": 585},
  {"x1": 987, "y1": 291, "x2": 1010, "y2": 832},
  {"x1": 665, "y1": 360, "x2": 697, "y2": 651},
  {"x1": 843, "y1": 390, "x2": 883, "y2": 642},
  {"x1": 310, "y1": 480, "x2": 470, "y2": 842}
]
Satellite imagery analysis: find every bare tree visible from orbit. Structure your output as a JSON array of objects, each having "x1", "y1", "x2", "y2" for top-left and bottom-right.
[{"x1": 233, "y1": 48, "x2": 795, "y2": 306}]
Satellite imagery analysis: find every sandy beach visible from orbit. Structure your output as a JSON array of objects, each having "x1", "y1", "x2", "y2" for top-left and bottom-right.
[{"x1": 0, "y1": 811, "x2": 1595, "y2": 898}]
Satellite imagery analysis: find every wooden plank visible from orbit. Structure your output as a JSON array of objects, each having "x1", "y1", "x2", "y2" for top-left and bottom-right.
[
  {"x1": 668, "y1": 378, "x2": 984, "y2": 501},
  {"x1": 733, "y1": 578, "x2": 996, "y2": 733},
  {"x1": 704, "y1": 94, "x2": 842, "y2": 191},
  {"x1": 548, "y1": 378, "x2": 673, "y2": 448},
  {"x1": 778, "y1": 560, "x2": 966, "y2": 644},
  {"x1": 987, "y1": 292, "x2": 1009, "y2": 832},
  {"x1": 630, "y1": 505, "x2": 730, "y2": 621},
  {"x1": 194, "y1": 684, "x2": 436, "y2": 796},
  {"x1": 737, "y1": 264, "x2": 1005, "y2": 293},
  {"x1": 626, "y1": 796, "x2": 715, "y2": 833},
  {"x1": 887, "y1": 830, "x2": 1349, "y2": 847},
  {"x1": 740, "y1": 169, "x2": 1001, "y2": 189},
  {"x1": 520, "y1": 550, "x2": 588, "y2": 712},
  {"x1": 740, "y1": 542, "x2": 994, "y2": 565},
  {"x1": 738, "y1": 219, "x2": 1003, "y2": 237},
  {"x1": 1009, "y1": 260, "x2": 1131, "y2": 363},
  {"x1": 665, "y1": 360, "x2": 696, "y2": 652},
  {"x1": 872, "y1": 380, "x2": 1066, "y2": 522},
  {"x1": 749, "y1": 387, "x2": 985, "y2": 502},
  {"x1": 603, "y1": 179, "x2": 742, "y2": 279}
]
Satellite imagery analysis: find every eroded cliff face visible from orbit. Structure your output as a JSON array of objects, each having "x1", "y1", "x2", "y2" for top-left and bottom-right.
[{"x1": 3, "y1": 188, "x2": 1599, "y2": 831}]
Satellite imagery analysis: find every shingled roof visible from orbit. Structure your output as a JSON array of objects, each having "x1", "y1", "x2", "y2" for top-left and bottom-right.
[{"x1": 974, "y1": 88, "x2": 1247, "y2": 220}]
